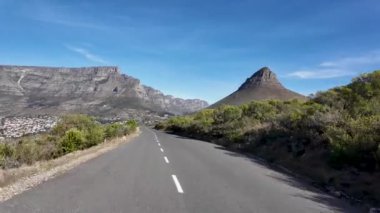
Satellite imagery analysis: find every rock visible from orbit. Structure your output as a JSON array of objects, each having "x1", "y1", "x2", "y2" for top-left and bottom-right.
[{"x1": 0, "y1": 65, "x2": 209, "y2": 116}]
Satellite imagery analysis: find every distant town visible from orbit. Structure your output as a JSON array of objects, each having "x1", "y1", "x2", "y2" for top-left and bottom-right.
[
  {"x1": 0, "y1": 115, "x2": 58, "y2": 139},
  {"x1": 0, "y1": 111, "x2": 169, "y2": 140}
]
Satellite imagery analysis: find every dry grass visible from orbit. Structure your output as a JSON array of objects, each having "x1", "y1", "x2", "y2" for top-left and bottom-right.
[{"x1": 0, "y1": 128, "x2": 140, "y2": 202}]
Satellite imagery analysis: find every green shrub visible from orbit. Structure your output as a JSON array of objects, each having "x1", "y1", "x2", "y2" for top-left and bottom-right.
[
  {"x1": 0, "y1": 143, "x2": 16, "y2": 168},
  {"x1": 327, "y1": 116, "x2": 380, "y2": 170},
  {"x1": 34, "y1": 135, "x2": 61, "y2": 160},
  {"x1": 14, "y1": 139, "x2": 40, "y2": 165},
  {"x1": 167, "y1": 116, "x2": 193, "y2": 132},
  {"x1": 127, "y1": 120, "x2": 138, "y2": 130},
  {"x1": 213, "y1": 105, "x2": 242, "y2": 124},
  {"x1": 60, "y1": 128, "x2": 86, "y2": 154},
  {"x1": 187, "y1": 109, "x2": 215, "y2": 135},
  {"x1": 84, "y1": 125, "x2": 105, "y2": 148},
  {"x1": 0, "y1": 143, "x2": 15, "y2": 158},
  {"x1": 104, "y1": 123, "x2": 124, "y2": 138},
  {"x1": 242, "y1": 101, "x2": 277, "y2": 121},
  {"x1": 53, "y1": 114, "x2": 96, "y2": 136}
]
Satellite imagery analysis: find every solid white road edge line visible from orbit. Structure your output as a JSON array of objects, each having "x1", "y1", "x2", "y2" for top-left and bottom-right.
[
  {"x1": 172, "y1": 175, "x2": 184, "y2": 194},
  {"x1": 164, "y1": 156, "x2": 170, "y2": 164}
]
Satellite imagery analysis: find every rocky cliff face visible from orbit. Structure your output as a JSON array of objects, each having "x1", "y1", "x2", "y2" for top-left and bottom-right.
[
  {"x1": 211, "y1": 67, "x2": 306, "y2": 107},
  {"x1": 0, "y1": 65, "x2": 208, "y2": 116}
]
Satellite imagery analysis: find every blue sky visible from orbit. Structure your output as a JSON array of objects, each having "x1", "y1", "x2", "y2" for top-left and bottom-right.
[{"x1": 1, "y1": 0, "x2": 380, "y2": 103}]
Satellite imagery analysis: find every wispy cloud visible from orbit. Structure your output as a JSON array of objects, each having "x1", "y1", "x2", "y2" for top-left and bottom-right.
[
  {"x1": 66, "y1": 45, "x2": 108, "y2": 64},
  {"x1": 23, "y1": 0, "x2": 108, "y2": 30},
  {"x1": 320, "y1": 51, "x2": 380, "y2": 68},
  {"x1": 288, "y1": 51, "x2": 380, "y2": 79},
  {"x1": 288, "y1": 69, "x2": 355, "y2": 79},
  {"x1": 36, "y1": 18, "x2": 107, "y2": 30}
]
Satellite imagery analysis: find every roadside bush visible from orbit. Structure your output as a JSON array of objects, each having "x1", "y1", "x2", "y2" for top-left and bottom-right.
[
  {"x1": 326, "y1": 116, "x2": 380, "y2": 171},
  {"x1": 242, "y1": 101, "x2": 277, "y2": 121},
  {"x1": 213, "y1": 105, "x2": 242, "y2": 124},
  {"x1": 14, "y1": 139, "x2": 40, "y2": 165},
  {"x1": 104, "y1": 123, "x2": 124, "y2": 138},
  {"x1": 60, "y1": 128, "x2": 86, "y2": 154},
  {"x1": 127, "y1": 120, "x2": 138, "y2": 130},
  {"x1": 52, "y1": 114, "x2": 96, "y2": 136},
  {"x1": 0, "y1": 143, "x2": 15, "y2": 158},
  {"x1": 104, "y1": 120, "x2": 138, "y2": 139},
  {"x1": 53, "y1": 114, "x2": 106, "y2": 147},
  {"x1": 0, "y1": 143, "x2": 16, "y2": 168},
  {"x1": 125, "y1": 120, "x2": 138, "y2": 134},
  {"x1": 167, "y1": 116, "x2": 193, "y2": 132},
  {"x1": 84, "y1": 125, "x2": 105, "y2": 148},
  {"x1": 34, "y1": 135, "x2": 60, "y2": 160},
  {"x1": 187, "y1": 109, "x2": 215, "y2": 136}
]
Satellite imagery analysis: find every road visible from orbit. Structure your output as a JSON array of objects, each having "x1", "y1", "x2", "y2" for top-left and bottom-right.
[{"x1": 0, "y1": 127, "x2": 359, "y2": 213}]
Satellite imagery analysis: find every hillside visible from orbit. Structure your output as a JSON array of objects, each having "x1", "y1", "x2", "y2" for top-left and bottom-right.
[
  {"x1": 158, "y1": 70, "x2": 380, "y2": 205},
  {"x1": 211, "y1": 67, "x2": 306, "y2": 107},
  {"x1": 0, "y1": 65, "x2": 208, "y2": 117}
]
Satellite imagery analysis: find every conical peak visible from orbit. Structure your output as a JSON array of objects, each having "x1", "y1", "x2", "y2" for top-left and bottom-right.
[
  {"x1": 254, "y1": 67, "x2": 274, "y2": 77},
  {"x1": 238, "y1": 67, "x2": 282, "y2": 90}
]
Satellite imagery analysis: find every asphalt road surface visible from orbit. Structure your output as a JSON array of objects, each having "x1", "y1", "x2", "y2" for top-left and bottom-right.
[{"x1": 0, "y1": 127, "x2": 360, "y2": 213}]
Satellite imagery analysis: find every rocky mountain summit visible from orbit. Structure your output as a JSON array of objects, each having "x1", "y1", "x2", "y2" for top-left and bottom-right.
[
  {"x1": 238, "y1": 67, "x2": 283, "y2": 90},
  {"x1": 212, "y1": 67, "x2": 306, "y2": 107},
  {"x1": 0, "y1": 65, "x2": 208, "y2": 117}
]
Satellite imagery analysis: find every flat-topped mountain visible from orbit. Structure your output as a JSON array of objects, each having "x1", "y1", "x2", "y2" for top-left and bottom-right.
[
  {"x1": 0, "y1": 65, "x2": 208, "y2": 117},
  {"x1": 211, "y1": 67, "x2": 306, "y2": 107}
]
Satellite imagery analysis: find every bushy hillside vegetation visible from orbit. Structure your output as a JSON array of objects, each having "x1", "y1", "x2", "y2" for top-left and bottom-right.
[
  {"x1": 0, "y1": 115, "x2": 138, "y2": 169},
  {"x1": 157, "y1": 70, "x2": 380, "y2": 203}
]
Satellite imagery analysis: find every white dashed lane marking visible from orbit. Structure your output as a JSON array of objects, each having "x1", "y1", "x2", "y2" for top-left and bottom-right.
[
  {"x1": 164, "y1": 156, "x2": 170, "y2": 164},
  {"x1": 152, "y1": 129, "x2": 183, "y2": 194},
  {"x1": 172, "y1": 175, "x2": 184, "y2": 194}
]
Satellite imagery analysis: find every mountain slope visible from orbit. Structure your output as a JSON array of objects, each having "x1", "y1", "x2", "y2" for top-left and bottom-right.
[
  {"x1": 0, "y1": 65, "x2": 208, "y2": 116},
  {"x1": 212, "y1": 67, "x2": 306, "y2": 107}
]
